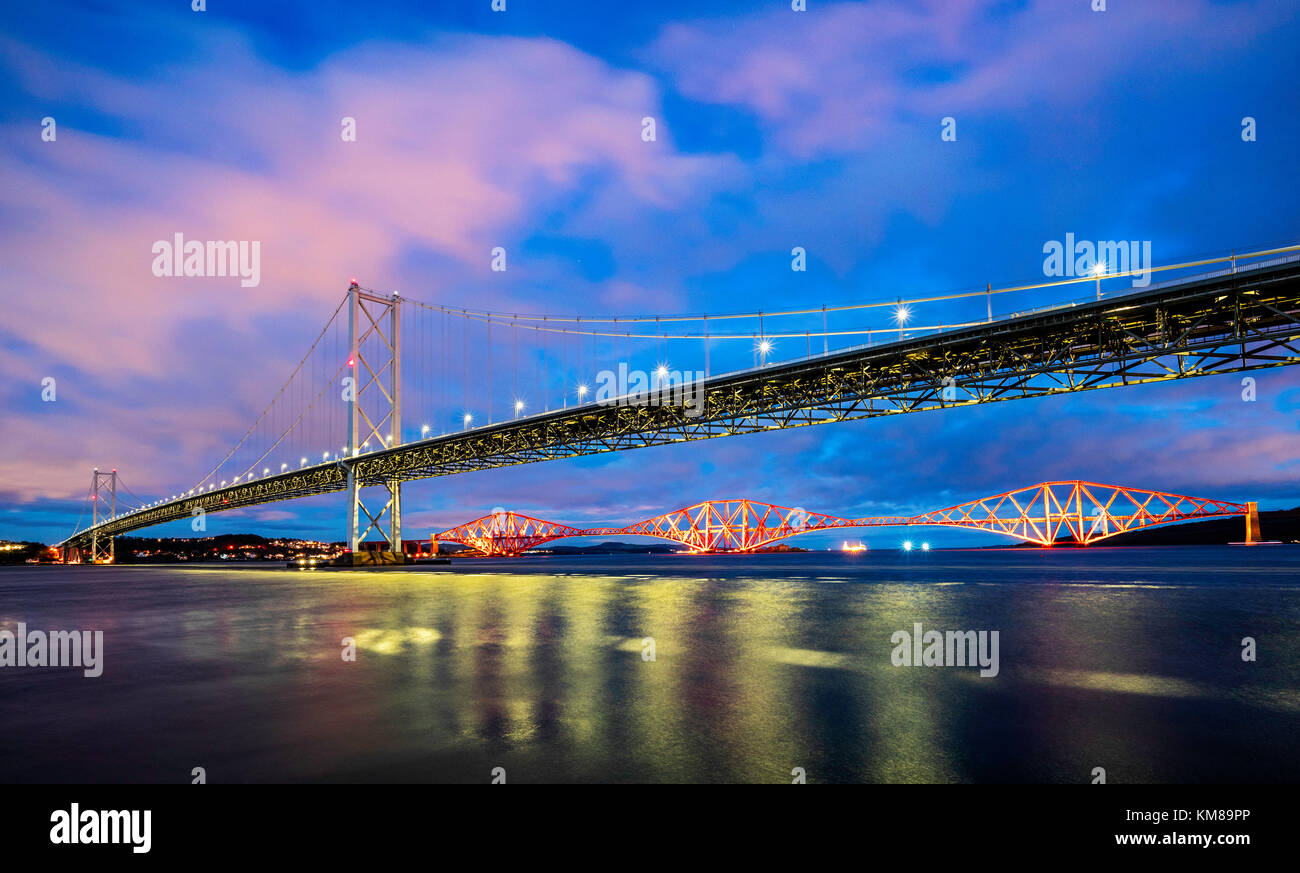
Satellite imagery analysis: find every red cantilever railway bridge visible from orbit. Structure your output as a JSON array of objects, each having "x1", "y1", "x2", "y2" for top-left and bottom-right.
[{"x1": 433, "y1": 480, "x2": 1261, "y2": 556}]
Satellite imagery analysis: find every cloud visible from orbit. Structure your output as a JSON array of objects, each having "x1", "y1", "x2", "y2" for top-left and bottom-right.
[
  {"x1": 0, "y1": 26, "x2": 738, "y2": 504},
  {"x1": 648, "y1": 0, "x2": 1293, "y2": 158}
]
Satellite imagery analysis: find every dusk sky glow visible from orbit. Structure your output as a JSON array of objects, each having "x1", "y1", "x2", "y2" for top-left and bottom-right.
[{"x1": 2, "y1": 0, "x2": 1298, "y2": 548}]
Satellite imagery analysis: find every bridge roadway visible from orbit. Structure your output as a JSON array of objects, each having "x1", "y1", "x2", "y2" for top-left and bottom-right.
[{"x1": 62, "y1": 256, "x2": 1300, "y2": 549}]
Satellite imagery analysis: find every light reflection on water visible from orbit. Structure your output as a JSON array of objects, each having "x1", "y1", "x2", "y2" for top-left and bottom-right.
[{"x1": 1, "y1": 546, "x2": 1298, "y2": 783}]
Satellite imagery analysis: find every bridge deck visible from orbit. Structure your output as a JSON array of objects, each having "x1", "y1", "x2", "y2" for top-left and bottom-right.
[{"x1": 64, "y1": 257, "x2": 1300, "y2": 548}]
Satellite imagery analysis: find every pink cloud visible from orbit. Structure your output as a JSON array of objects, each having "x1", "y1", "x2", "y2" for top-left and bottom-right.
[{"x1": 0, "y1": 29, "x2": 739, "y2": 501}]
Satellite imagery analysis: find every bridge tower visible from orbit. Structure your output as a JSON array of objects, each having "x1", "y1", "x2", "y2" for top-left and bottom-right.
[
  {"x1": 343, "y1": 281, "x2": 403, "y2": 555},
  {"x1": 89, "y1": 468, "x2": 117, "y2": 564},
  {"x1": 1245, "y1": 501, "x2": 1261, "y2": 544}
]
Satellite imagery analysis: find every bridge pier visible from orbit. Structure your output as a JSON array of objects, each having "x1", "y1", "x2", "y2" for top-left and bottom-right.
[{"x1": 1245, "y1": 501, "x2": 1261, "y2": 544}]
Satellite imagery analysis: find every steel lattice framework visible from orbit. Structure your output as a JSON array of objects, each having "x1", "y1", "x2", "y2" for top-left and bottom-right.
[
  {"x1": 911, "y1": 481, "x2": 1251, "y2": 546},
  {"x1": 436, "y1": 510, "x2": 589, "y2": 557},
  {"x1": 432, "y1": 482, "x2": 1255, "y2": 555},
  {"x1": 61, "y1": 256, "x2": 1300, "y2": 552},
  {"x1": 618, "y1": 500, "x2": 867, "y2": 552}
]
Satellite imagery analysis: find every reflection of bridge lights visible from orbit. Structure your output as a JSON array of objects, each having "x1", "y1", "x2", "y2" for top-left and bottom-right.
[{"x1": 902, "y1": 540, "x2": 913, "y2": 551}]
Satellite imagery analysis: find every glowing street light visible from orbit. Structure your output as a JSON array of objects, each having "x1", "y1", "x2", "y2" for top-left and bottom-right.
[
  {"x1": 757, "y1": 338, "x2": 773, "y2": 366},
  {"x1": 514, "y1": 399, "x2": 525, "y2": 419},
  {"x1": 281, "y1": 463, "x2": 288, "y2": 472},
  {"x1": 421, "y1": 424, "x2": 430, "y2": 437},
  {"x1": 921, "y1": 542, "x2": 930, "y2": 551},
  {"x1": 1091, "y1": 259, "x2": 1107, "y2": 300},
  {"x1": 577, "y1": 383, "x2": 589, "y2": 401},
  {"x1": 894, "y1": 301, "x2": 911, "y2": 339},
  {"x1": 902, "y1": 540, "x2": 914, "y2": 552},
  {"x1": 463, "y1": 413, "x2": 473, "y2": 431}
]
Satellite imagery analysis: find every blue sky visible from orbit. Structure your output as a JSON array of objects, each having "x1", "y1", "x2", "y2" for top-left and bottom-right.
[{"x1": 1, "y1": 0, "x2": 1298, "y2": 548}]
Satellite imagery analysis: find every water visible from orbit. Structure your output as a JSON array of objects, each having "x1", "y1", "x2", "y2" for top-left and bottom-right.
[{"x1": 2, "y1": 546, "x2": 1298, "y2": 783}]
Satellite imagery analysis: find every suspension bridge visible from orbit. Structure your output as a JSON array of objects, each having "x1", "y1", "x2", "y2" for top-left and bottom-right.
[{"x1": 58, "y1": 243, "x2": 1300, "y2": 563}]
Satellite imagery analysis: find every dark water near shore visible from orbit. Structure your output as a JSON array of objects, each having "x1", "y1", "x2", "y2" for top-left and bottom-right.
[{"x1": 2, "y1": 546, "x2": 1299, "y2": 783}]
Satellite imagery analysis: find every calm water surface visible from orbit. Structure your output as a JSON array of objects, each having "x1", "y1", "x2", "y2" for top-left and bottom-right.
[{"x1": 2, "y1": 546, "x2": 1299, "y2": 783}]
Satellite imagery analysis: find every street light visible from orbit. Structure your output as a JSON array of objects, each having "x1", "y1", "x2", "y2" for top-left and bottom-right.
[
  {"x1": 1091, "y1": 260, "x2": 1107, "y2": 300},
  {"x1": 757, "y1": 338, "x2": 773, "y2": 366},
  {"x1": 894, "y1": 301, "x2": 911, "y2": 339},
  {"x1": 514, "y1": 399, "x2": 525, "y2": 419},
  {"x1": 464, "y1": 413, "x2": 473, "y2": 431}
]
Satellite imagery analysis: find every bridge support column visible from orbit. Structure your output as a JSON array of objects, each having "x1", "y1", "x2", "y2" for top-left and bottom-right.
[
  {"x1": 388, "y1": 476, "x2": 402, "y2": 551},
  {"x1": 89, "y1": 468, "x2": 117, "y2": 564},
  {"x1": 343, "y1": 280, "x2": 403, "y2": 557},
  {"x1": 1245, "y1": 501, "x2": 1261, "y2": 544},
  {"x1": 346, "y1": 463, "x2": 360, "y2": 552}
]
